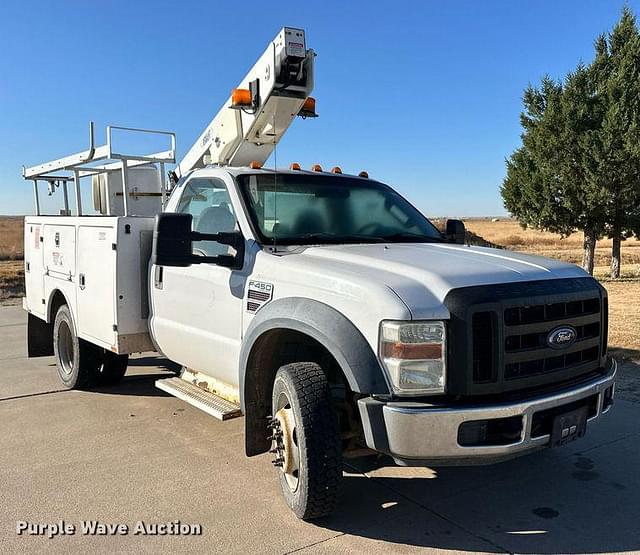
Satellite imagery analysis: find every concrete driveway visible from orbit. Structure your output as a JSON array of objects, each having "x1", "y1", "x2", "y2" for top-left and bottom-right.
[{"x1": 1, "y1": 303, "x2": 639, "y2": 554}]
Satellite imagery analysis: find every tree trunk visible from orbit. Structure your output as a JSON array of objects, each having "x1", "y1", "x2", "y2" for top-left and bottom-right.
[
  {"x1": 611, "y1": 231, "x2": 621, "y2": 279},
  {"x1": 582, "y1": 228, "x2": 596, "y2": 275}
]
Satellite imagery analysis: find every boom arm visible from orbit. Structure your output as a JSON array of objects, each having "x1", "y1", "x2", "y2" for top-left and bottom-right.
[{"x1": 176, "y1": 27, "x2": 315, "y2": 177}]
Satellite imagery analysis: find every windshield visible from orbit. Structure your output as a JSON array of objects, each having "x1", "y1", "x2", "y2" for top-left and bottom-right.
[{"x1": 236, "y1": 173, "x2": 443, "y2": 245}]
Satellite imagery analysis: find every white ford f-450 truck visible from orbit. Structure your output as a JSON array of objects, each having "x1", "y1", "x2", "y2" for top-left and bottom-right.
[{"x1": 22, "y1": 27, "x2": 616, "y2": 520}]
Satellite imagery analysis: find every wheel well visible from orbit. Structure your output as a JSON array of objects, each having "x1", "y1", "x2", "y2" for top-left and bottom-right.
[
  {"x1": 244, "y1": 328, "x2": 354, "y2": 456},
  {"x1": 27, "y1": 289, "x2": 68, "y2": 358},
  {"x1": 48, "y1": 290, "x2": 68, "y2": 323}
]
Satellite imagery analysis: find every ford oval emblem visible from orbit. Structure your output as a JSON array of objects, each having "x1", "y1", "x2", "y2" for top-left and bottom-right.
[{"x1": 547, "y1": 326, "x2": 577, "y2": 349}]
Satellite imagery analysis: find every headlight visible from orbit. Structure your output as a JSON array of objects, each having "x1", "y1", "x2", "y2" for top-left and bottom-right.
[{"x1": 379, "y1": 320, "x2": 446, "y2": 395}]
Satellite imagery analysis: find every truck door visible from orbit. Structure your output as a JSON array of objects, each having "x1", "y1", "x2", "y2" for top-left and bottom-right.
[{"x1": 149, "y1": 177, "x2": 244, "y2": 386}]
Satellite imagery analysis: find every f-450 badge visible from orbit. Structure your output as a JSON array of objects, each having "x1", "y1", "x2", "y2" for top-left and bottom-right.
[{"x1": 247, "y1": 281, "x2": 273, "y2": 313}]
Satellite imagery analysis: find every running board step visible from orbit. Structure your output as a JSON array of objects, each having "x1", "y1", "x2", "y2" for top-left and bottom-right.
[{"x1": 155, "y1": 377, "x2": 242, "y2": 421}]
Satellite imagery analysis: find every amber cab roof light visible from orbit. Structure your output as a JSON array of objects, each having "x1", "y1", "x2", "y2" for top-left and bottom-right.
[
  {"x1": 331, "y1": 166, "x2": 342, "y2": 174},
  {"x1": 298, "y1": 97, "x2": 318, "y2": 118},
  {"x1": 358, "y1": 171, "x2": 369, "y2": 178},
  {"x1": 289, "y1": 163, "x2": 301, "y2": 170},
  {"x1": 249, "y1": 160, "x2": 263, "y2": 169},
  {"x1": 311, "y1": 164, "x2": 323, "y2": 172},
  {"x1": 231, "y1": 88, "x2": 252, "y2": 108}
]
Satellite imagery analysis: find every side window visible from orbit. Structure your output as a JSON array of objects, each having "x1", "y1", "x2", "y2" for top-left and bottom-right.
[{"x1": 176, "y1": 178, "x2": 237, "y2": 257}]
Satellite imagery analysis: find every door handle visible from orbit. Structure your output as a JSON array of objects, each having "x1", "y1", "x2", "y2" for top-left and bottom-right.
[
  {"x1": 79, "y1": 273, "x2": 86, "y2": 290},
  {"x1": 154, "y1": 266, "x2": 163, "y2": 290}
]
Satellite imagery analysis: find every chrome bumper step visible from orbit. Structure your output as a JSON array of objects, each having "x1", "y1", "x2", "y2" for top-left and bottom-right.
[{"x1": 155, "y1": 377, "x2": 242, "y2": 421}]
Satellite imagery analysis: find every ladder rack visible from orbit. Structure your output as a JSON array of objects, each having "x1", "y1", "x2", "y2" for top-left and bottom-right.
[
  {"x1": 23, "y1": 27, "x2": 315, "y2": 215},
  {"x1": 23, "y1": 122, "x2": 176, "y2": 216}
]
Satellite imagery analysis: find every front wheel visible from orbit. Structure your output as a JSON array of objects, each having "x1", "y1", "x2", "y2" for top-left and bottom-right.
[{"x1": 269, "y1": 362, "x2": 342, "y2": 520}]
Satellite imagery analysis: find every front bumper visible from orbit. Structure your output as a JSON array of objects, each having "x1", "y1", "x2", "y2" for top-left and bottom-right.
[{"x1": 357, "y1": 358, "x2": 616, "y2": 466}]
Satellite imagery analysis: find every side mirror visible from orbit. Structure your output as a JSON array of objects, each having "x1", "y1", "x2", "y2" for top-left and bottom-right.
[
  {"x1": 152, "y1": 213, "x2": 245, "y2": 269},
  {"x1": 445, "y1": 219, "x2": 466, "y2": 245}
]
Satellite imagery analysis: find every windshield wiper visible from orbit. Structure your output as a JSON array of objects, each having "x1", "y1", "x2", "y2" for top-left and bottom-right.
[
  {"x1": 379, "y1": 232, "x2": 445, "y2": 243},
  {"x1": 288, "y1": 233, "x2": 385, "y2": 244}
]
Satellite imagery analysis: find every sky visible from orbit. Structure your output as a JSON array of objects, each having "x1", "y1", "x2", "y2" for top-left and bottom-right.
[{"x1": 1, "y1": 0, "x2": 638, "y2": 217}]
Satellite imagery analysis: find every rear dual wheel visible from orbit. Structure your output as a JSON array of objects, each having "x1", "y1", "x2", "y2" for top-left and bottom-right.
[
  {"x1": 96, "y1": 351, "x2": 129, "y2": 385},
  {"x1": 53, "y1": 305, "x2": 128, "y2": 389}
]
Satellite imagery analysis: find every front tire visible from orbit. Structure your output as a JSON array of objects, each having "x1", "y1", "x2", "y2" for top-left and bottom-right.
[
  {"x1": 270, "y1": 362, "x2": 342, "y2": 520},
  {"x1": 53, "y1": 305, "x2": 100, "y2": 389}
]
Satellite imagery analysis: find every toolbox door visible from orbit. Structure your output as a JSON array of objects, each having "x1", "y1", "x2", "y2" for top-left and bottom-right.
[
  {"x1": 76, "y1": 225, "x2": 117, "y2": 347},
  {"x1": 24, "y1": 222, "x2": 45, "y2": 317},
  {"x1": 43, "y1": 224, "x2": 76, "y2": 279}
]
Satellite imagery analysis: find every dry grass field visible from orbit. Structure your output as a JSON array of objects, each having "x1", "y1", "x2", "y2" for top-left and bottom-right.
[
  {"x1": 465, "y1": 218, "x2": 640, "y2": 277},
  {"x1": 0, "y1": 216, "x2": 25, "y2": 302},
  {"x1": 0, "y1": 216, "x2": 23, "y2": 261},
  {"x1": 0, "y1": 215, "x2": 638, "y2": 357},
  {"x1": 464, "y1": 218, "x2": 640, "y2": 358},
  {"x1": 0, "y1": 260, "x2": 23, "y2": 301},
  {"x1": 603, "y1": 280, "x2": 640, "y2": 359}
]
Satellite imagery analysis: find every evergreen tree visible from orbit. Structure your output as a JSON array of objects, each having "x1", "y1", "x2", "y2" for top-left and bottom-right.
[
  {"x1": 502, "y1": 71, "x2": 606, "y2": 274},
  {"x1": 590, "y1": 8, "x2": 640, "y2": 277},
  {"x1": 503, "y1": 8, "x2": 640, "y2": 277}
]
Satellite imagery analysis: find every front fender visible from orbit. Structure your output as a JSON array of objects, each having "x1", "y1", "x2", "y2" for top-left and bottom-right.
[
  {"x1": 240, "y1": 297, "x2": 390, "y2": 408},
  {"x1": 240, "y1": 297, "x2": 390, "y2": 456}
]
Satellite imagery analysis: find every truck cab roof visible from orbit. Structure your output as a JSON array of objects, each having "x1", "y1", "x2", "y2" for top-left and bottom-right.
[{"x1": 198, "y1": 165, "x2": 372, "y2": 181}]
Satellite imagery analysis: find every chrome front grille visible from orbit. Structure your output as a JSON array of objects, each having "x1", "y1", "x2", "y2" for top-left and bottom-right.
[
  {"x1": 444, "y1": 278, "x2": 608, "y2": 397},
  {"x1": 502, "y1": 298, "x2": 601, "y2": 381}
]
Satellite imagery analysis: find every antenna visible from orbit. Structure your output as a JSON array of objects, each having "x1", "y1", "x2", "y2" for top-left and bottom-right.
[{"x1": 272, "y1": 113, "x2": 278, "y2": 253}]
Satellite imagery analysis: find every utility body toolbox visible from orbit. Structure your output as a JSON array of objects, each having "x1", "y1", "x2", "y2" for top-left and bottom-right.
[{"x1": 23, "y1": 215, "x2": 156, "y2": 354}]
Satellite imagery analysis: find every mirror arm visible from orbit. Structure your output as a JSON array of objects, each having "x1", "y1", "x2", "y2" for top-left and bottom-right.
[
  {"x1": 196, "y1": 254, "x2": 237, "y2": 267},
  {"x1": 192, "y1": 230, "x2": 242, "y2": 248}
]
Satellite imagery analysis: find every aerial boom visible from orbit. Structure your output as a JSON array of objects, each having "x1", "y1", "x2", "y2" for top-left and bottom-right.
[{"x1": 176, "y1": 27, "x2": 315, "y2": 177}]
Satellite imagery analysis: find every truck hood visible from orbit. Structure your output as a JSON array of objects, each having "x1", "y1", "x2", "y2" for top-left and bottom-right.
[{"x1": 297, "y1": 243, "x2": 590, "y2": 318}]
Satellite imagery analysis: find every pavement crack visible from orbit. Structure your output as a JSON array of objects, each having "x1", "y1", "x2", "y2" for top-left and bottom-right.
[
  {"x1": 344, "y1": 462, "x2": 512, "y2": 554},
  {"x1": 0, "y1": 389, "x2": 69, "y2": 402},
  {"x1": 283, "y1": 532, "x2": 346, "y2": 554}
]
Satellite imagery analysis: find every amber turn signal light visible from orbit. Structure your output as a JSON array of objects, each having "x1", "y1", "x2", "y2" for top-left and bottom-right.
[{"x1": 382, "y1": 342, "x2": 442, "y2": 360}]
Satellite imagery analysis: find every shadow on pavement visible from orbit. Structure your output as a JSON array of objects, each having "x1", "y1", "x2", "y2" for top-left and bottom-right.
[
  {"x1": 609, "y1": 348, "x2": 640, "y2": 361},
  {"x1": 91, "y1": 372, "x2": 173, "y2": 397},
  {"x1": 88, "y1": 355, "x2": 180, "y2": 397},
  {"x1": 127, "y1": 355, "x2": 181, "y2": 373},
  {"x1": 315, "y1": 414, "x2": 640, "y2": 553}
]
